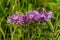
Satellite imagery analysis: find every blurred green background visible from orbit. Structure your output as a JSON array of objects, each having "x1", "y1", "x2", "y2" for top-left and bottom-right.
[{"x1": 0, "y1": 0, "x2": 60, "y2": 40}]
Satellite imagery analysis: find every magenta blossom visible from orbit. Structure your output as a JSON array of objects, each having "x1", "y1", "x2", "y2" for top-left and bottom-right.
[
  {"x1": 7, "y1": 14, "x2": 26, "y2": 24},
  {"x1": 47, "y1": 11, "x2": 53, "y2": 19},
  {"x1": 27, "y1": 10, "x2": 40, "y2": 21},
  {"x1": 40, "y1": 11, "x2": 53, "y2": 21}
]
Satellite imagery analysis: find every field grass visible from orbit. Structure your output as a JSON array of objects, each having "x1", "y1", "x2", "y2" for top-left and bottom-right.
[{"x1": 0, "y1": 0, "x2": 60, "y2": 40}]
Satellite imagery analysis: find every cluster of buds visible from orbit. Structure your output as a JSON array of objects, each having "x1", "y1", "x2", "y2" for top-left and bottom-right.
[
  {"x1": 7, "y1": 14, "x2": 26, "y2": 24},
  {"x1": 7, "y1": 8, "x2": 53, "y2": 24}
]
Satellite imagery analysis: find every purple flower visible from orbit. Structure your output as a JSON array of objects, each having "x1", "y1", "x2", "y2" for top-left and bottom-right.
[
  {"x1": 47, "y1": 11, "x2": 53, "y2": 19},
  {"x1": 16, "y1": 14, "x2": 26, "y2": 24},
  {"x1": 27, "y1": 10, "x2": 40, "y2": 21},
  {"x1": 40, "y1": 11, "x2": 47, "y2": 21},
  {"x1": 40, "y1": 11, "x2": 52, "y2": 21},
  {"x1": 11, "y1": 14, "x2": 20, "y2": 21},
  {"x1": 7, "y1": 14, "x2": 26, "y2": 24}
]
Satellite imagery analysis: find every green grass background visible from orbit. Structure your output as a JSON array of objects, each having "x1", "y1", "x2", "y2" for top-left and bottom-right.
[{"x1": 0, "y1": 0, "x2": 60, "y2": 40}]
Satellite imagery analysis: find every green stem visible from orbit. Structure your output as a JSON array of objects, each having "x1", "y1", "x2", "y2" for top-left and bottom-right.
[
  {"x1": 11, "y1": 25, "x2": 17, "y2": 40},
  {"x1": 0, "y1": 23, "x2": 5, "y2": 40},
  {"x1": 54, "y1": 12, "x2": 59, "y2": 30},
  {"x1": 47, "y1": 20, "x2": 54, "y2": 32}
]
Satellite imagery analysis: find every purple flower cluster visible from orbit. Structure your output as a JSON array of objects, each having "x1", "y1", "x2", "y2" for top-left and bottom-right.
[
  {"x1": 7, "y1": 14, "x2": 26, "y2": 24},
  {"x1": 7, "y1": 10, "x2": 53, "y2": 24},
  {"x1": 40, "y1": 11, "x2": 52, "y2": 21},
  {"x1": 27, "y1": 11, "x2": 40, "y2": 21}
]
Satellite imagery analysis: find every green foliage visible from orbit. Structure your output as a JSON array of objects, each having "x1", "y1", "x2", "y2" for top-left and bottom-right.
[{"x1": 0, "y1": 0, "x2": 60, "y2": 40}]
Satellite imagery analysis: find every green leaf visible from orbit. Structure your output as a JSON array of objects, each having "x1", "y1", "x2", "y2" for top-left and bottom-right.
[
  {"x1": 28, "y1": 4, "x2": 33, "y2": 11},
  {"x1": 13, "y1": 29, "x2": 22, "y2": 40}
]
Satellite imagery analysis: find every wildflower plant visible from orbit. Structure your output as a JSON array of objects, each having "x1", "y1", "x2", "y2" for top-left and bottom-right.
[
  {"x1": 7, "y1": 8, "x2": 54, "y2": 40},
  {"x1": 0, "y1": 0, "x2": 60, "y2": 40}
]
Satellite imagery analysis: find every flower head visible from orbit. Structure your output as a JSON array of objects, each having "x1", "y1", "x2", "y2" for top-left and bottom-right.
[
  {"x1": 11, "y1": 14, "x2": 20, "y2": 20},
  {"x1": 40, "y1": 9, "x2": 52, "y2": 21},
  {"x1": 7, "y1": 14, "x2": 26, "y2": 24},
  {"x1": 27, "y1": 10, "x2": 40, "y2": 21},
  {"x1": 16, "y1": 14, "x2": 26, "y2": 24},
  {"x1": 47, "y1": 11, "x2": 53, "y2": 19},
  {"x1": 40, "y1": 11, "x2": 48, "y2": 21}
]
